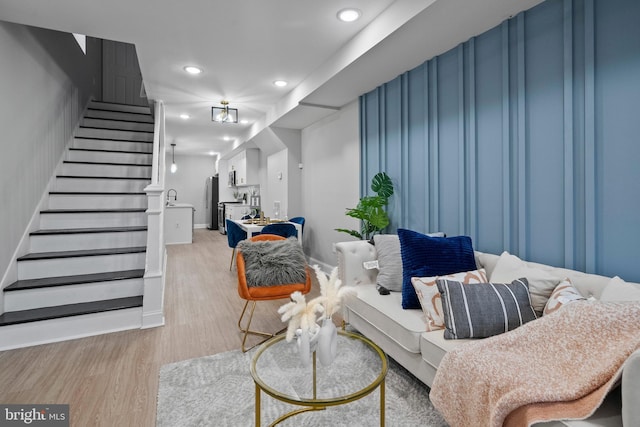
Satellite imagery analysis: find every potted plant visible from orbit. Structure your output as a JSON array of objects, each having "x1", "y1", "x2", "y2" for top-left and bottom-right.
[{"x1": 335, "y1": 172, "x2": 394, "y2": 240}]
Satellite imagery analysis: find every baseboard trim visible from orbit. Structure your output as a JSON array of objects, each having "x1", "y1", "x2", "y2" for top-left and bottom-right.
[
  {"x1": 307, "y1": 256, "x2": 336, "y2": 275},
  {"x1": 141, "y1": 310, "x2": 165, "y2": 329}
]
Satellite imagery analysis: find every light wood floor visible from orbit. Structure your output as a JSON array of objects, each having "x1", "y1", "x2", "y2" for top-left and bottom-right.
[{"x1": 0, "y1": 229, "x2": 320, "y2": 426}]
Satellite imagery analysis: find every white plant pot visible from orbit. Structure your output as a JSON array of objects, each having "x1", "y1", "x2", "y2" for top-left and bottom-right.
[
  {"x1": 317, "y1": 318, "x2": 338, "y2": 366},
  {"x1": 296, "y1": 327, "x2": 320, "y2": 367}
]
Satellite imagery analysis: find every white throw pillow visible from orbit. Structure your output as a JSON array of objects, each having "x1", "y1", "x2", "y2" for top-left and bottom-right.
[
  {"x1": 490, "y1": 251, "x2": 562, "y2": 313},
  {"x1": 600, "y1": 276, "x2": 640, "y2": 302}
]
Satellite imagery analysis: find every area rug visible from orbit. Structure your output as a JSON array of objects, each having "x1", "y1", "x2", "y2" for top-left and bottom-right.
[{"x1": 156, "y1": 344, "x2": 448, "y2": 426}]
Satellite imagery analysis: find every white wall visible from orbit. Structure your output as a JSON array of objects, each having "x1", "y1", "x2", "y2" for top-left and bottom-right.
[
  {"x1": 265, "y1": 149, "x2": 288, "y2": 218},
  {"x1": 301, "y1": 100, "x2": 360, "y2": 268},
  {"x1": 0, "y1": 21, "x2": 101, "y2": 289},
  {"x1": 270, "y1": 128, "x2": 302, "y2": 218},
  {"x1": 164, "y1": 153, "x2": 217, "y2": 227}
]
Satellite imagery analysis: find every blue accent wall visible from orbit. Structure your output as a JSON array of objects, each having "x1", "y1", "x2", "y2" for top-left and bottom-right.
[{"x1": 360, "y1": 0, "x2": 640, "y2": 281}]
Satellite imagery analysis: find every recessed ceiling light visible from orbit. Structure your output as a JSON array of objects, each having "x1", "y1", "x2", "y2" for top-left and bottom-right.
[
  {"x1": 223, "y1": 136, "x2": 230, "y2": 141},
  {"x1": 209, "y1": 151, "x2": 216, "y2": 156},
  {"x1": 273, "y1": 80, "x2": 288, "y2": 87},
  {"x1": 179, "y1": 114, "x2": 190, "y2": 119},
  {"x1": 240, "y1": 119, "x2": 249, "y2": 124},
  {"x1": 337, "y1": 8, "x2": 361, "y2": 22},
  {"x1": 183, "y1": 66, "x2": 202, "y2": 75}
]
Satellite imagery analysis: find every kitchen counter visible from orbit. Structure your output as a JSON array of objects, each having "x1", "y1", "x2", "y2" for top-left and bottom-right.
[
  {"x1": 165, "y1": 203, "x2": 194, "y2": 244},
  {"x1": 224, "y1": 204, "x2": 255, "y2": 221},
  {"x1": 166, "y1": 203, "x2": 194, "y2": 208}
]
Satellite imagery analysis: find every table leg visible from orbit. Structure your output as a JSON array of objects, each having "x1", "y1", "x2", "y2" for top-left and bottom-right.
[
  {"x1": 312, "y1": 352, "x2": 317, "y2": 399},
  {"x1": 380, "y1": 379, "x2": 385, "y2": 427},
  {"x1": 255, "y1": 382, "x2": 261, "y2": 427}
]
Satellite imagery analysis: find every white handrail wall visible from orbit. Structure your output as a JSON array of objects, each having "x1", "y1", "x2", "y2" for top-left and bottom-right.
[{"x1": 142, "y1": 100, "x2": 166, "y2": 328}]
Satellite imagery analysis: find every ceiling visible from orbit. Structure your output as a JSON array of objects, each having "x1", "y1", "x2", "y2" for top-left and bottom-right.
[{"x1": 0, "y1": 0, "x2": 543, "y2": 159}]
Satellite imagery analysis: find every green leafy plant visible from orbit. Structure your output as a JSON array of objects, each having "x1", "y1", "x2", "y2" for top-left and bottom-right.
[{"x1": 335, "y1": 172, "x2": 394, "y2": 240}]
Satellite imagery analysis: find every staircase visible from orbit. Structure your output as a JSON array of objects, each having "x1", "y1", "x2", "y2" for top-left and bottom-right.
[{"x1": 0, "y1": 100, "x2": 154, "y2": 350}]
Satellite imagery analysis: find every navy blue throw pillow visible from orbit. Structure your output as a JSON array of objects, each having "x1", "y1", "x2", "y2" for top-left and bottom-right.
[{"x1": 398, "y1": 229, "x2": 477, "y2": 309}]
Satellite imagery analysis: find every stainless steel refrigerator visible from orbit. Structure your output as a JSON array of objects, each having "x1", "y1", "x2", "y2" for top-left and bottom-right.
[{"x1": 205, "y1": 176, "x2": 219, "y2": 230}]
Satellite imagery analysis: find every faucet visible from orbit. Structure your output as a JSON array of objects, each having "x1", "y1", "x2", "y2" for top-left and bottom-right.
[{"x1": 167, "y1": 189, "x2": 177, "y2": 205}]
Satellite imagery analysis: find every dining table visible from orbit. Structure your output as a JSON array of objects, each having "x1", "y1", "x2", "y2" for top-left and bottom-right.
[{"x1": 232, "y1": 219, "x2": 303, "y2": 244}]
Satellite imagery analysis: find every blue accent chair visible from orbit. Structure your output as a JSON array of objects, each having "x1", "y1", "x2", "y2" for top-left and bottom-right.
[
  {"x1": 226, "y1": 219, "x2": 247, "y2": 270},
  {"x1": 288, "y1": 217, "x2": 305, "y2": 234},
  {"x1": 259, "y1": 223, "x2": 298, "y2": 239}
]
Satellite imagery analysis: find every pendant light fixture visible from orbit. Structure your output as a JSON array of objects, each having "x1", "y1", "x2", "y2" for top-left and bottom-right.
[
  {"x1": 170, "y1": 143, "x2": 177, "y2": 173},
  {"x1": 211, "y1": 100, "x2": 238, "y2": 123}
]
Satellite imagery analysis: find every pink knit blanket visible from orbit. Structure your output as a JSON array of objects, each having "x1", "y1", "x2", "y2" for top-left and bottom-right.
[{"x1": 430, "y1": 301, "x2": 640, "y2": 427}]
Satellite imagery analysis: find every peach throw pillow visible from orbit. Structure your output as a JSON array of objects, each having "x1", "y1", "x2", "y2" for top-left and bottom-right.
[{"x1": 542, "y1": 278, "x2": 585, "y2": 316}]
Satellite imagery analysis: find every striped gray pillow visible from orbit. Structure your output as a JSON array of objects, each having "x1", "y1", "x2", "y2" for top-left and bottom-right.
[{"x1": 436, "y1": 278, "x2": 537, "y2": 339}]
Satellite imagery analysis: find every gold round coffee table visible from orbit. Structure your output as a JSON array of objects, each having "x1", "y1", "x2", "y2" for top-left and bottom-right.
[{"x1": 250, "y1": 329, "x2": 388, "y2": 426}]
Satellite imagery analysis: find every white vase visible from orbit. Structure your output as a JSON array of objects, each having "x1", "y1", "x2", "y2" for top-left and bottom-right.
[
  {"x1": 317, "y1": 318, "x2": 338, "y2": 366},
  {"x1": 296, "y1": 327, "x2": 319, "y2": 367}
]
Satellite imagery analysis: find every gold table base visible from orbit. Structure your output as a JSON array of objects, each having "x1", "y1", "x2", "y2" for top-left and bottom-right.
[{"x1": 252, "y1": 330, "x2": 387, "y2": 426}]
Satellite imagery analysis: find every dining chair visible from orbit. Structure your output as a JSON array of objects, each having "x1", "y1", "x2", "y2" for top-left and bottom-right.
[
  {"x1": 226, "y1": 219, "x2": 247, "y2": 270},
  {"x1": 259, "y1": 223, "x2": 298, "y2": 239},
  {"x1": 236, "y1": 234, "x2": 312, "y2": 352},
  {"x1": 288, "y1": 217, "x2": 305, "y2": 234}
]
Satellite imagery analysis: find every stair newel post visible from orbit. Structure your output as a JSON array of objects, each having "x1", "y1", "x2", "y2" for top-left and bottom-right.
[{"x1": 142, "y1": 100, "x2": 167, "y2": 328}]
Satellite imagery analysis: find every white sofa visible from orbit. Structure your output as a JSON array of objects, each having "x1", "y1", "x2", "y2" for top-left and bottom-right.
[{"x1": 335, "y1": 240, "x2": 640, "y2": 426}]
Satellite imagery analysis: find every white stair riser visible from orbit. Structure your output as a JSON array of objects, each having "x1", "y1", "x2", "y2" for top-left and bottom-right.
[
  {"x1": 18, "y1": 252, "x2": 146, "y2": 280},
  {"x1": 30, "y1": 231, "x2": 147, "y2": 252},
  {"x1": 67, "y1": 150, "x2": 152, "y2": 164},
  {"x1": 81, "y1": 118, "x2": 154, "y2": 132},
  {"x1": 60, "y1": 163, "x2": 151, "y2": 178},
  {"x1": 73, "y1": 138, "x2": 152, "y2": 153},
  {"x1": 49, "y1": 194, "x2": 147, "y2": 209},
  {"x1": 53, "y1": 178, "x2": 150, "y2": 193},
  {"x1": 40, "y1": 212, "x2": 147, "y2": 228},
  {"x1": 75, "y1": 127, "x2": 153, "y2": 142},
  {"x1": 89, "y1": 101, "x2": 151, "y2": 115},
  {"x1": 4, "y1": 278, "x2": 144, "y2": 311},
  {"x1": 0, "y1": 308, "x2": 143, "y2": 351},
  {"x1": 85, "y1": 109, "x2": 153, "y2": 123}
]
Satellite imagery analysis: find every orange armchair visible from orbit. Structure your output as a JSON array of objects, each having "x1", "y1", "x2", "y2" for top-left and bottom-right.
[{"x1": 236, "y1": 234, "x2": 312, "y2": 352}]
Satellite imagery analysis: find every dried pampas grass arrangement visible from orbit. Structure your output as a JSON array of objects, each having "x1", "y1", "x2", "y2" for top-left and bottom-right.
[{"x1": 278, "y1": 266, "x2": 356, "y2": 342}]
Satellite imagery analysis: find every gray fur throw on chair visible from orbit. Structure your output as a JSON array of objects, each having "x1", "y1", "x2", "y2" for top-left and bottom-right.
[{"x1": 238, "y1": 238, "x2": 306, "y2": 287}]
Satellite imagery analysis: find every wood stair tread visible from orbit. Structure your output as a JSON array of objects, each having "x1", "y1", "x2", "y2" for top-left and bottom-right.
[
  {"x1": 63, "y1": 160, "x2": 152, "y2": 167},
  {"x1": 5, "y1": 269, "x2": 145, "y2": 292},
  {"x1": 30, "y1": 226, "x2": 147, "y2": 235},
  {"x1": 82, "y1": 116, "x2": 154, "y2": 124},
  {"x1": 40, "y1": 208, "x2": 146, "y2": 214},
  {"x1": 56, "y1": 175, "x2": 151, "y2": 181},
  {"x1": 87, "y1": 103, "x2": 152, "y2": 115},
  {"x1": 49, "y1": 191, "x2": 146, "y2": 195},
  {"x1": 68, "y1": 147, "x2": 152, "y2": 155},
  {"x1": 84, "y1": 112, "x2": 154, "y2": 122},
  {"x1": 79, "y1": 125, "x2": 153, "y2": 134},
  {"x1": 17, "y1": 246, "x2": 146, "y2": 261},
  {"x1": 74, "y1": 136, "x2": 153, "y2": 143},
  {"x1": 0, "y1": 296, "x2": 143, "y2": 327}
]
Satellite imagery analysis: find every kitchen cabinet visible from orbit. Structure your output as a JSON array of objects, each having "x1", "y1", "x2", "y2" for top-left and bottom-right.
[
  {"x1": 165, "y1": 203, "x2": 194, "y2": 244},
  {"x1": 230, "y1": 149, "x2": 259, "y2": 186}
]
